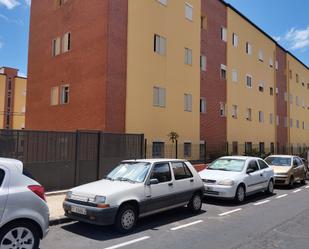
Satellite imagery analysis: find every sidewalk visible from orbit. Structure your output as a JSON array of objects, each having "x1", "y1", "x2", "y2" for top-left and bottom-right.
[{"x1": 46, "y1": 164, "x2": 207, "y2": 226}]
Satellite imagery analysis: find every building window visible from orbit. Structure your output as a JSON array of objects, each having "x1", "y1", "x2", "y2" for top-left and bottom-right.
[
  {"x1": 270, "y1": 87, "x2": 274, "y2": 96},
  {"x1": 52, "y1": 37, "x2": 61, "y2": 56},
  {"x1": 307, "y1": 83, "x2": 309, "y2": 89},
  {"x1": 246, "y1": 108, "x2": 252, "y2": 121},
  {"x1": 152, "y1": 142, "x2": 165, "y2": 158},
  {"x1": 232, "y1": 69, "x2": 238, "y2": 82},
  {"x1": 200, "y1": 98, "x2": 206, "y2": 113},
  {"x1": 201, "y1": 16, "x2": 207, "y2": 29},
  {"x1": 296, "y1": 120, "x2": 300, "y2": 129},
  {"x1": 258, "y1": 49, "x2": 264, "y2": 62},
  {"x1": 62, "y1": 32, "x2": 71, "y2": 53},
  {"x1": 290, "y1": 94, "x2": 293, "y2": 104},
  {"x1": 154, "y1": 34, "x2": 166, "y2": 55},
  {"x1": 284, "y1": 92, "x2": 288, "y2": 102},
  {"x1": 245, "y1": 142, "x2": 252, "y2": 155},
  {"x1": 220, "y1": 64, "x2": 227, "y2": 80},
  {"x1": 153, "y1": 87, "x2": 166, "y2": 107},
  {"x1": 270, "y1": 143, "x2": 275, "y2": 154},
  {"x1": 296, "y1": 96, "x2": 299, "y2": 106},
  {"x1": 184, "y1": 94, "x2": 192, "y2": 112},
  {"x1": 185, "y1": 2, "x2": 193, "y2": 21},
  {"x1": 284, "y1": 117, "x2": 288, "y2": 128},
  {"x1": 246, "y1": 74, "x2": 252, "y2": 88},
  {"x1": 269, "y1": 57, "x2": 273, "y2": 67},
  {"x1": 290, "y1": 118, "x2": 293, "y2": 128},
  {"x1": 296, "y1": 74, "x2": 299, "y2": 83},
  {"x1": 258, "y1": 81, "x2": 264, "y2": 92},
  {"x1": 259, "y1": 142, "x2": 265, "y2": 155},
  {"x1": 246, "y1": 42, "x2": 252, "y2": 55},
  {"x1": 270, "y1": 113, "x2": 273, "y2": 124},
  {"x1": 60, "y1": 85, "x2": 69, "y2": 104},
  {"x1": 56, "y1": 0, "x2": 68, "y2": 7},
  {"x1": 220, "y1": 102, "x2": 226, "y2": 117},
  {"x1": 232, "y1": 141, "x2": 238, "y2": 155},
  {"x1": 157, "y1": 0, "x2": 167, "y2": 6},
  {"x1": 289, "y1": 70, "x2": 292, "y2": 79},
  {"x1": 276, "y1": 115, "x2": 279, "y2": 126},
  {"x1": 232, "y1": 33, "x2": 238, "y2": 47},
  {"x1": 50, "y1": 86, "x2": 59, "y2": 106},
  {"x1": 221, "y1": 27, "x2": 227, "y2": 42},
  {"x1": 232, "y1": 105, "x2": 238, "y2": 119},
  {"x1": 184, "y1": 143, "x2": 192, "y2": 157},
  {"x1": 184, "y1": 48, "x2": 192, "y2": 65},
  {"x1": 200, "y1": 55, "x2": 206, "y2": 71},
  {"x1": 258, "y1": 111, "x2": 264, "y2": 123}
]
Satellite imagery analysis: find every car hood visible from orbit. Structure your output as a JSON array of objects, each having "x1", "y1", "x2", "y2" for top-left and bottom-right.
[
  {"x1": 270, "y1": 166, "x2": 291, "y2": 174},
  {"x1": 199, "y1": 169, "x2": 240, "y2": 181},
  {"x1": 70, "y1": 179, "x2": 141, "y2": 199}
]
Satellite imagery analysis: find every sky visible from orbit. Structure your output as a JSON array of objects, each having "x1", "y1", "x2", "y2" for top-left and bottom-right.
[{"x1": 0, "y1": 0, "x2": 309, "y2": 77}]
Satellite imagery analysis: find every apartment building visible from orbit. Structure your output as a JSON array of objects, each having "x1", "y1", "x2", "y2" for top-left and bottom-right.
[
  {"x1": 26, "y1": 0, "x2": 201, "y2": 158},
  {"x1": 0, "y1": 67, "x2": 26, "y2": 130},
  {"x1": 26, "y1": 0, "x2": 309, "y2": 158}
]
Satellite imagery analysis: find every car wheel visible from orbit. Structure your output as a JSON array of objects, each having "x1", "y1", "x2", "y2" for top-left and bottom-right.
[
  {"x1": 188, "y1": 192, "x2": 202, "y2": 213},
  {"x1": 301, "y1": 173, "x2": 306, "y2": 184},
  {"x1": 115, "y1": 204, "x2": 137, "y2": 233},
  {"x1": 289, "y1": 176, "x2": 295, "y2": 188},
  {"x1": 0, "y1": 220, "x2": 40, "y2": 249},
  {"x1": 235, "y1": 185, "x2": 245, "y2": 203},
  {"x1": 266, "y1": 180, "x2": 274, "y2": 194}
]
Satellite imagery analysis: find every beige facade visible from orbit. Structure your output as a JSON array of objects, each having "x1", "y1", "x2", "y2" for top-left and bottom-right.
[
  {"x1": 226, "y1": 8, "x2": 276, "y2": 152},
  {"x1": 125, "y1": 0, "x2": 201, "y2": 158}
]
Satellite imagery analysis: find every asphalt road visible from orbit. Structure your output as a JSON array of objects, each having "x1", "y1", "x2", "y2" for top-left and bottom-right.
[{"x1": 41, "y1": 183, "x2": 309, "y2": 249}]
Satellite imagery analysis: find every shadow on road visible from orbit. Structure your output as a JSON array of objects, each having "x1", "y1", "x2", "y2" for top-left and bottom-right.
[{"x1": 60, "y1": 207, "x2": 206, "y2": 242}]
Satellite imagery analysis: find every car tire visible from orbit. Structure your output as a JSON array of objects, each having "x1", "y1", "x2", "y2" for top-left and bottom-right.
[
  {"x1": 188, "y1": 192, "x2": 202, "y2": 213},
  {"x1": 266, "y1": 180, "x2": 274, "y2": 194},
  {"x1": 235, "y1": 185, "x2": 246, "y2": 203},
  {"x1": 289, "y1": 176, "x2": 295, "y2": 188},
  {"x1": 0, "y1": 220, "x2": 40, "y2": 249},
  {"x1": 114, "y1": 204, "x2": 137, "y2": 234}
]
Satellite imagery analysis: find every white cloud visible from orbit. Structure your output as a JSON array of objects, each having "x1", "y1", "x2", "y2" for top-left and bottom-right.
[
  {"x1": 278, "y1": 26, "x2": 309, "y2": 51},
  {"x1": 24, "y1": 0, "x2": 30, "y2": 6},
  {"x1": 0, "y1": 0, "x2": 20, "y2": 9}
]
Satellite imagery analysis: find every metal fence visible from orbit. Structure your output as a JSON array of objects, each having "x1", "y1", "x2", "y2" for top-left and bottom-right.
[{"x1": 0, "y1": 130, "x2": 144, "y2": 191}]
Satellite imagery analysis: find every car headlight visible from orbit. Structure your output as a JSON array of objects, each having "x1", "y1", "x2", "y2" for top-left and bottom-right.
[
  {"x1": 217, "y1": 180, "x2": 235, "y2": 186},
  {"x1": 65, "y1": 191, "x2": 72, "y2": 200},
  {"x1": 94, "y1": 195, "x2": 106, "y2": 204}
]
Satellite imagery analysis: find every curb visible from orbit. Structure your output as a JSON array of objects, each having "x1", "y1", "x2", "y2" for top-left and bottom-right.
[{"x1": 49, "y1": 216, "x2": 72, "y2": 226}]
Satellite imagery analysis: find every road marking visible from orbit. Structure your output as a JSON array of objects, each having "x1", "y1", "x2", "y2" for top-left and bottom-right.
[
  {"x1": 219, "y1": 208, "x2": 242, "y2": 216},
  {"x1": 276, "y1": 194, "x2": 288, "y2": 199},
  {"x1": 170, "y1": 220, "x2": 203, "y2": 231},
  {"x1": 103, "y1": 236, "x2": 150, "y2": 249},
  {"x1": 293, "y1": 189, "x2": 302, "y2": 193},
  {"x1": 305, "y1": 186, "x2": 309, "y2": 189},
  {"x1": 253, "y1": 200, "x2": 270, "y2": 206}
]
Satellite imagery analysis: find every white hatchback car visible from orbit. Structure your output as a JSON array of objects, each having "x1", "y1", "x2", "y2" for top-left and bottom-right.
[
  {"x1": 199, "y1": 156, "x2": 274, "y2": 203},
  {"x1": 0, "y1": 158, "x2": 49, "y2": 249},
  {"x1": 63, "y1": 159, "x2": 204, "y2": 233}
]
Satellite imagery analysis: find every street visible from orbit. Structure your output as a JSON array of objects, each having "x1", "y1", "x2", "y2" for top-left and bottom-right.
[{"x1": 41, "y1": 183, "x2": 309, "y2": 249}]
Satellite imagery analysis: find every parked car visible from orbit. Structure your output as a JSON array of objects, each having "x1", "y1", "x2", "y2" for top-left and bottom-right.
[
  {"x1": 199, "y1": 156, "x2": 274, "y2": 203},
  {"x1": 0, "y1": 158, "x2": 49, "y2": 249},
  {"x1": 63, "y1": 159, "x2": 204, "y2": 233},
  {"x1": 265, "y1": 155, "x2": 306, "y2": 186}
]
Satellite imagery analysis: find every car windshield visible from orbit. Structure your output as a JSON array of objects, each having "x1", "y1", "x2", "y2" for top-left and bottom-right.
[
  {"x1": 265, "y1": 157, "x2": 291, "y2": 167},
  {"x1": 106, "y1": 162, "x2": 151, "y2": 183},
  {"x1": 208, "y1": 159, "x2": 245, "y2": 172}
]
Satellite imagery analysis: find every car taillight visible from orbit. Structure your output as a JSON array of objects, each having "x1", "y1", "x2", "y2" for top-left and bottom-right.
[{"x1": 28, "y1": 185, "x2": 46, "y2": 202}]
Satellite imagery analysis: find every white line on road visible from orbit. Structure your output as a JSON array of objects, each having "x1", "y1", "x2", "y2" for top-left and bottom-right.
[
  {"x1": 305, "y1": 186, "x2": 309, "y2": 189},
  {"x1": 276, "y1": 194, "x2": 288, "y2": 199},
  {"x1": 170, "y1": 220, "x2": 203, "y2": 231},
  {"x1": 293, "y1": 189, "x2": 302, "y2": 193},
  {"x1": 253, "y1": 200, "x2": 270, "y2": 206},
  {"x1": 219, "y1": 208, "x2": 242, "y2": 216},
  {"x1": 103, "y1": 236, "x2": 150, "y2": 249}
]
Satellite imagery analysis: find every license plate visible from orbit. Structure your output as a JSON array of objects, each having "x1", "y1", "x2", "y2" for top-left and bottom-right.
[{"x1": 71, "y1": 206, "x2": 87, "y2": 215}]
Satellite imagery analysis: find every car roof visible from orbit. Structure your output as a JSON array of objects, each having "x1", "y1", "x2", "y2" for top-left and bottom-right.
[
  {"x1": 0, "y1": 157, "x2": 23, "y2": 173},
  {"x1": 122, "y1": 158, "x2": 188, "y2": 163},
  {"x1": 219, "y1": 156, "x2": 262, "y2": 161}
]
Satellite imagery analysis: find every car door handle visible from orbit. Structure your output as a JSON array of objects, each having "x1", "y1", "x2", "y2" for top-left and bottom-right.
[
  {"x1": 168, "y1": 183, "x2": 173, "y2": 187},
  {"x1": 190, "y1": 179, "x2": 194, "y2": 182}
]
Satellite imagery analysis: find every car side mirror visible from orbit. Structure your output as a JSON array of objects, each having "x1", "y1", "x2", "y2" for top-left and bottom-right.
[
  {"x1": 149, "y1": 178, "x2": 159, "y2": 185},
  {"x1": 246, "y1": 168, "x2": 254, "y2": 174}
]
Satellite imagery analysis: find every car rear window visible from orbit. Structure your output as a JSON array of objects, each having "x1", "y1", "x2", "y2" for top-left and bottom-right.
[{"x1": 0, "y1": 169, "x2": 5, "y2": 187}]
